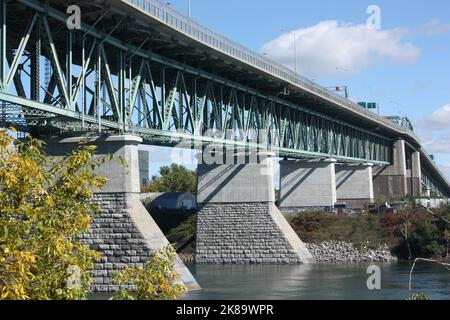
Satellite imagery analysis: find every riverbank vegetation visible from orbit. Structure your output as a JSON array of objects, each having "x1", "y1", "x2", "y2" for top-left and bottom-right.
[
  {"x1": 289, "y1": 208, "x2": 450, "y2": 260},
  {"x1": 161, "y1": 207, "x2": 450, "y2": 261},
  {"x1": 111, "y1": 247, "x2": 186, "y2": 300}
]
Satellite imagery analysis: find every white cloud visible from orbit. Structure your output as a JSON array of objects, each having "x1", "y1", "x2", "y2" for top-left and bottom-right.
[
  {"x1": 416, "y1": 105, "x2": 450, "y2": 180},
  {"x1": 422, "y1": 134, "x2": 450, "y2": 154},
  {"x1": 423, "y1": 18, "x2": 450, "y2": 36},
  {"x1": 261, "y1": 20, "x2": 420, "y2": 77},
  {"x1": 417, "y1": 132, "x2": 450, "y2": 180},
  {"x1": 419, "y1": 104, "x2": 450, "y2": 130}
]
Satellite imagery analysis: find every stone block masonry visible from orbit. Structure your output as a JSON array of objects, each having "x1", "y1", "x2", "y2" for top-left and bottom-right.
[
  {"x1": 81, "y1": 193, "x2": 147, "y2": 292},
  {"x1": 196, "y1": 202, "x2": 312, "y2": 264},
  {"x1": 195, "y1": 152, "x2": 314, "y2": 264}
]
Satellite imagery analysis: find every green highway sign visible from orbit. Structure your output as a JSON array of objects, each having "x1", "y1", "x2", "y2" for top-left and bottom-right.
[{"x1": 358, "y1": 102, "x2": 378, "y2": 109}]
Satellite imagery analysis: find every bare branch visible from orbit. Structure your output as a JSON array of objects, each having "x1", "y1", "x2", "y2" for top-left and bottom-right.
[
  {"x1": 409, "y1": 258, "x2": 450, "y2": 291},
  {"x1": 416, "y1": 204, "x2": 450, "y2": 225}
]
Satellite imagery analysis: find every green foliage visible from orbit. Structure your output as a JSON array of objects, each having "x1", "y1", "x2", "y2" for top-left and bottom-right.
[
  {"x1": 290, "y1": 209, "x2": 450, "y2": 259},
  {"x1": 289, "y1": 212, "x2": 393, "y2": 249},
  {"x1": 0, "y1": 129, "x2": 108, "y2": 300},
  {"x1": 142, "y1": 164, "x2": 196, "y2": 194},
  {"x1": 405, "y1": 293, "x2": 431, "y2": 300},
  {"x1": 166, "y1": 215, "x2": 196, "y2": 254},
  {"x1": 111, "y1": 247, "x2": 186, "y2": 300},
  {"x1": 409, "y1": 222, "x2": 441, "y2": 257}
]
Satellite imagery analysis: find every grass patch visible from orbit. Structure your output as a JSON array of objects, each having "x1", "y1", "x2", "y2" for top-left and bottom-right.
[{"x1": 288, "y1": 212, "x2": 396, "y2": 249}]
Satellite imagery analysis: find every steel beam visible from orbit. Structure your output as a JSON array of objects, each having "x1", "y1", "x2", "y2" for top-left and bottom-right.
[{"x1": 1, "y1": 0, "x2": 448, "y2": 195}]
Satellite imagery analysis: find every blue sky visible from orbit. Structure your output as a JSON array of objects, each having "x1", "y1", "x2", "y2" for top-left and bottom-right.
[{"x1": 143, "y1": 0, "x2": 450, "y2": 179}]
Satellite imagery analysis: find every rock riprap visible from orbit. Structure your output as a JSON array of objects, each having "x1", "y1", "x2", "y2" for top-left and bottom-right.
[{"x1": 305, "y1": 241, "x2": 397, "y2": 262}]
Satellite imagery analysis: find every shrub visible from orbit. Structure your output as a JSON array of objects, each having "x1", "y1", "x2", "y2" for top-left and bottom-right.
[
  {"x1": 405, "y1": 293, "x2": 431, "y2": 300},
  {"x1": 111, "y1": 247, "x2": 186, "y2": 300},
  {"x1": 409, "y1": 222, "x2": 441, "y2": 257}
]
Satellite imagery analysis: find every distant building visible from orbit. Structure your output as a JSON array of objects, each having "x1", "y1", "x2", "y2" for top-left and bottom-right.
[
  {"x1": 138, "y1": 150, "x2": 150, "y2": 186},
  {"x1": 140, "y1": 192, "x2": 197, "y2": 210},
  {"x1": 416, "y1": 198, "x2": 450, "y2": 209}
]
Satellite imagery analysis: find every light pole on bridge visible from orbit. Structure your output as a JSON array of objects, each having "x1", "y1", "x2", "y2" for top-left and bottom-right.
[
  {"x1": 164, "y1": 1, "x2": 191, "y2": 18},
  {"x1": 281, "y1": 29, "x2": 298, "y2": 74}
]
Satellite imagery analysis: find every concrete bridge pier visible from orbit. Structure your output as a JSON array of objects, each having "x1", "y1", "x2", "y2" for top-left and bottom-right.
[
  {"x1": 279, "y1": 159, "x2": 337, "y2": 213},
  {"x1": 195, "y1": 151, "x2": 314, "y2": 264},
  {"x1": 44, "y1": 135, "x2": 199, "y2": 292},
  {"x1": 336, "y1": 163, "x2": 374, "y2": 208},
  {"x1": 373, "y1": 139, "x2": 408, "y2": 200},
  {"x1": 408, "y1": 151, "x2": 422, "y2": 197}
]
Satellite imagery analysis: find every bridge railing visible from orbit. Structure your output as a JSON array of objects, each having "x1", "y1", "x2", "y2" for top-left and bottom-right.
[{"x1": 124, "y1": 0, "x2": 419, "y2": 141}]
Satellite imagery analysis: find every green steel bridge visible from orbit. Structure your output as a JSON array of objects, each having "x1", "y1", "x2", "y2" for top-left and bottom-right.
[{"x1": 0, "y1": 0, "x2": 449, "y2": 196}]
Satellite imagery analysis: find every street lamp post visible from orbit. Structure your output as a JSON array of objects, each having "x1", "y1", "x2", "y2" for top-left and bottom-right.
[{"x1": 281, "y1": 30, "x2": 298, "y2": 74}]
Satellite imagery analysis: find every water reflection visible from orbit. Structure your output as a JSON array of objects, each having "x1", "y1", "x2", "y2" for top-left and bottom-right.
[
  {"x1": 184, "y1": 263, "x2": 450, "y2": 300},
  {"x1": 87, "y1": 262, "x2": 450, "y2": 300}
]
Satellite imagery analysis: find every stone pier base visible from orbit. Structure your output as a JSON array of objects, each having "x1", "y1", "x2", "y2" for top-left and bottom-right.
[
  {"x1": 196, "y1": 202, "x2": 312, "y2": 264},
  {"x1": 45, "y1": 135, "x2": 200, "y2": 292},
  {"x1": 195, "y1": 153, "x2": 314, "y2": 264}
]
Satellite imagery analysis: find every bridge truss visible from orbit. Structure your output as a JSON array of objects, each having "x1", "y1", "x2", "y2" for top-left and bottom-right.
[{"x1": 0, "y1": 0, "x2": 394, "y2": 165}]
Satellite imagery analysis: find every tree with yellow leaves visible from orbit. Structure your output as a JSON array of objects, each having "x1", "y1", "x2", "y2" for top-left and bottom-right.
[
  {"x1": 0, "y1": 129, "x2": 107, "y2": 300},
  {"x1": 1, "y1": 129, "x2": 187, "y2": 300}
]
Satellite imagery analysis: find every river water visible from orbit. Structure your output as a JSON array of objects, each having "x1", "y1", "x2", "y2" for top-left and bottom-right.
[{"x1": 183, "y1": 262, "x2": 450, "y2": 300}]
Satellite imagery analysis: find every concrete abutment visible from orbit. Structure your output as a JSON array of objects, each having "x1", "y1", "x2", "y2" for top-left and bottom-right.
[
  {"x1": 408, "y1": 151, "x2": 422, "y2": 197},
  {"x1": 279, "y1": 159, "x2": 375, "y2": 210},
  {"x1": 373, "y1": 140, "x2": 425, "y2": 200},
  {"x1": 279, "y1": 159, "x2": 337, "y2": 212},
  {"x1": 336, "y1": 163, "x2": 374, "y2": 208}
]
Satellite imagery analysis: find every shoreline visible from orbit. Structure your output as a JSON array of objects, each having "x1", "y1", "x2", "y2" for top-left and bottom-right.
[
  {"x1": 305, "y1": 241, "x2": 398, "y2": 263},
  {"x1": 179, "y1": 241, "x2": 398, "y2": 264}
]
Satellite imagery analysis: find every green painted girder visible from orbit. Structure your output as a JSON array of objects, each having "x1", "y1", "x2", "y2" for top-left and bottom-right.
[{"x1": 7, "y1": 0, "x2": 450, "y2": 174}]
